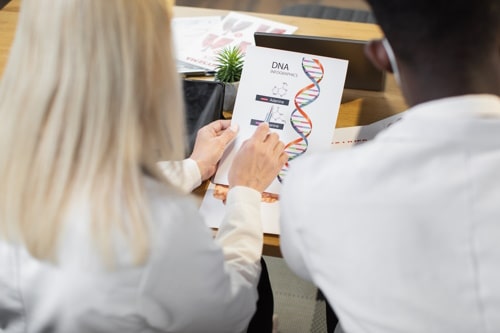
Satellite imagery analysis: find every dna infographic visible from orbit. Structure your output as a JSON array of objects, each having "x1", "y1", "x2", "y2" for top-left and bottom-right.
[{"x1": 214, "y1": 46, "x2": 348, "y2": 194}]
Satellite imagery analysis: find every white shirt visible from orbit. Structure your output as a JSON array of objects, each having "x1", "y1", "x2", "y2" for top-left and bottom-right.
[
  {"x1": 0, "y1": 159, "x2": 262, "y2": 333},
  {"x1": 280, "y1": 95, "x2": 500, "y2": 333}
]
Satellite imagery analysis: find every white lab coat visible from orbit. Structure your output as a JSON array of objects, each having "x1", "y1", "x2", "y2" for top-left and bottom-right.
[
  {"x1": 280, "y1": 95, "x2": 500, "y2": 333},
  {"x1": 0, "y1": 159, "x2": 262, "y2": 333}
]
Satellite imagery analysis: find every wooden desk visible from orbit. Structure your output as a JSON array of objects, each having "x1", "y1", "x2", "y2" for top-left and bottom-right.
[
  {"x1": 0, "y1": 1, "x2": 18, "y2": 74},
  {"x1": 0, "y1": 2, "x2": 407, "y2": 257}
]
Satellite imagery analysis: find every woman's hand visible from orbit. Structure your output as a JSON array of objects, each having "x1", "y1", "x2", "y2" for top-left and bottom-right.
[
  {"x1": 190, "y1": 119, "x2": 238, "y2": 181},
  {"x1": 229, "y1": 123, "x2": 288, "y2": 193}
]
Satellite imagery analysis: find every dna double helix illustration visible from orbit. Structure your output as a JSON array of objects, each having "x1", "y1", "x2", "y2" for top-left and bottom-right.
[{"x1": 278, "y1": 57, "x2": 324, "y2": 182}]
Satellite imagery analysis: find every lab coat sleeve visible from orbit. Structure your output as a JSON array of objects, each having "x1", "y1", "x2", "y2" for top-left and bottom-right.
[
  {"x1": 279, "y1": 164, "x2": 314, "y2": 283},
  {"x1": 158, "y1": 159, "x2": 262, "y2": 284},
  {"x1": 157, "y1": 159, "x2": 201, "y2": 194},
  {"x1": 215, "y1": 186, "x2": 263, "y2": 285},
  {"x1": 138, "y1": 183, "x2": 262, "y2": 333}
]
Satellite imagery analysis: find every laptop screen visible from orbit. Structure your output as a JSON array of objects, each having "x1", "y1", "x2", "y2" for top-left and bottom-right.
[{"x1": 254, "y1": 32, "x2": 386, "y2": 91}]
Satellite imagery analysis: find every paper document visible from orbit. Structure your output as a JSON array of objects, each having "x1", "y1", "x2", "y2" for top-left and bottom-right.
[
  {"x1": 172, "y1": 16, "x2": 223, "y2": 75},
  {"x1": 201, "y1": 182, "x2": 281, "y2": 234},
  {"x1": 331, "y1": 112, "x2": 404, "y2": 149},
  {"x1": 214, "y1": 45, "x2": 349, "y2": 194},
  {"x1": 178, "y1": 12, "x2": 297, "y2": 71},
  {"x1": 200, "y1": 45, "x2": 348, "y2": 234}
]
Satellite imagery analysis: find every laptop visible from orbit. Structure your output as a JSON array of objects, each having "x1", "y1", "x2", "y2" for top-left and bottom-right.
[
  {"x1": 254, "y1": 32, "x2": 386, "y2": 91},
  {"x1": 177, "y1": 60, "x2": 216, "y2": 77}
]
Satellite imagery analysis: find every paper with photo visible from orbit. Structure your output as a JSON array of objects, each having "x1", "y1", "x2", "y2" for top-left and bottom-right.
[
  {"x1": 179, "y1": 12, "x2": 297, "y2": 71},
  {"x1": 200, "y1": 183, "x2": 281, "y2": 235}
]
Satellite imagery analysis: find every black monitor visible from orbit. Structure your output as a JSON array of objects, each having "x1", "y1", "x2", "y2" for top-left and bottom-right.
[{"x1": 254, "y1": 32, "x2": 386, "y2": 91}]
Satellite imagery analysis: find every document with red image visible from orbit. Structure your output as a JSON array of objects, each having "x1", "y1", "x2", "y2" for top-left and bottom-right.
[{"x1": 178, "y1": 12, "x2": 297, "y2": 71}]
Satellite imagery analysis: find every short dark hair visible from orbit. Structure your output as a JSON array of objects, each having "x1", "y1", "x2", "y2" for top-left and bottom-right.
[{"x1": 366, "y1": 0, "x2": 500, "y2": 67}]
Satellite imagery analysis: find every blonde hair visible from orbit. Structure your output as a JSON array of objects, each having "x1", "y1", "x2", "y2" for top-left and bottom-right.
[{"x1": 0, "y1": 0, "x2": 186, "y2": 264}]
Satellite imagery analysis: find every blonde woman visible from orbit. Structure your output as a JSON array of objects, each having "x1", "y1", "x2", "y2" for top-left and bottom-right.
[{"x1": 0, "y1": 0, "x2": 287, "y2": 332}]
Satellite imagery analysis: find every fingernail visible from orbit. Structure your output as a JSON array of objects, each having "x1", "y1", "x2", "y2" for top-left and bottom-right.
[{"x1": 230, "y1": 123, "x2": 239, "y2": 132}]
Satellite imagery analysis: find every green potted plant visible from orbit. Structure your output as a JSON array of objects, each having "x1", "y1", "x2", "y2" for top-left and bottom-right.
[{"x1": 214, "y1": 46, "x2": 244, "y2": 112}]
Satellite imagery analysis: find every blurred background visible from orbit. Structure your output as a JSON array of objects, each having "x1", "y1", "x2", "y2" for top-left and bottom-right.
[
  {"x1": 176, "y1": 0, "x2": 370, "y2": 14},
  {"x1": 1, "y1": 1, "x2": 370, "y2": 15}
]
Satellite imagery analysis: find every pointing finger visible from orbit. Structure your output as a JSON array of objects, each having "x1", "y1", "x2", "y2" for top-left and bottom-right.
[{"x1": 252, "y1": 122, "x2": 271, "y2": 141}]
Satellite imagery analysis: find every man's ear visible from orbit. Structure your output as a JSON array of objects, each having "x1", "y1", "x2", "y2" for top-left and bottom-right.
[{"x1": 364, "y1": 39, "x2": 393, "y2": 73}]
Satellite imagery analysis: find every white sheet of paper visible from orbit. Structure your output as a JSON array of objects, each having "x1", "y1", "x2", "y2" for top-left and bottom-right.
[
  {"x1": 214, "y1": 46, "x2": 349, "y2": 194},
  {"x1": 172, "y1": 16, "x2": 222, "y2": 59},
  {"x1": 179, "y1": 12, "x2": 297, "y2": 71},
  {"x1": 331, "y1": 112, "x2": 405, "y2": 149}
]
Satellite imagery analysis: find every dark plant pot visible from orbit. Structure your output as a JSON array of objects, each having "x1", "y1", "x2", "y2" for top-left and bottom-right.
[{"x1": 223, "y1": 81, "x2": 239, "y2": 113}]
